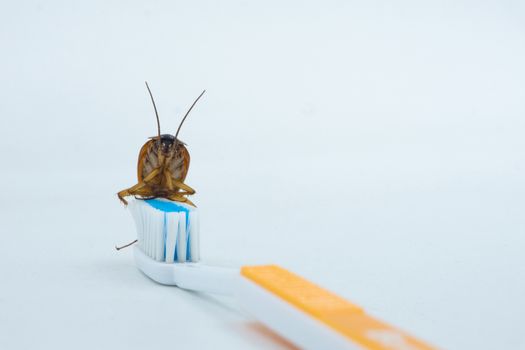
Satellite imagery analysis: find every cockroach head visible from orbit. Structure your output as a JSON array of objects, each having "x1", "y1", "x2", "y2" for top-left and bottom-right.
[{"x1": 149, "y1": 134, "x2": 185, "y2": 154}]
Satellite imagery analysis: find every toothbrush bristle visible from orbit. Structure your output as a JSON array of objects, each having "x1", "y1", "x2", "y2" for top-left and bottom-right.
[{"x1": 128, "y1": 199, "x2": 200, "y2": 263}]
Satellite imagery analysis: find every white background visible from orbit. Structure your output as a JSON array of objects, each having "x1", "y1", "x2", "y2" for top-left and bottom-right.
[{"x1": 1, "y1": 1, "x2": 524, "y2": 349}]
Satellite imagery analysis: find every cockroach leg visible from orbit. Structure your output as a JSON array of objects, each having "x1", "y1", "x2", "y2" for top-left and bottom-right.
[
  {"x1": 183, "y1": 198, "x2": 196, "y2": 207},
  {"x1": 117, "y1": 181, "x2": 149, "y2": 205},
  {"x1": 142, "y1": 167, "x2": 161, "y2": 183},
  {"x1": 171, "y1": 179, "x2": 195, "y2": 194},
  {"x1": 167, "y1": 193, "x2": 196, "y2": 207},
  {"x1": 115, "y1": 239, "x2": 138, "y2": 251},
  {"x1": 117, "y1": 190, "x2": 131, "y2": 205},
  {"x1": 165, "y1": 170, "x2": 174, "y2": 190}
]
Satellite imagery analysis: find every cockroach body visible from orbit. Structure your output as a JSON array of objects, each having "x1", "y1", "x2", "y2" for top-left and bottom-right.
[{"x1": 117, "y1": 83, "x2": 205, "y2": 207}]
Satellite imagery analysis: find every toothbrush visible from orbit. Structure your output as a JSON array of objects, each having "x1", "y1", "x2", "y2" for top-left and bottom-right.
[{"x1": 127, "y1": 198, "x2": 436, "y2": 350}]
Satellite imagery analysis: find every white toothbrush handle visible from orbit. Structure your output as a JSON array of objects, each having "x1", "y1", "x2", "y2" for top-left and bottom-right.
[
  {"x1": 133, "y1": 246, "x2": 238, "y2": 295},
  {"x1": 171, "y1": 264, "x2": 239, "y2": 295}
]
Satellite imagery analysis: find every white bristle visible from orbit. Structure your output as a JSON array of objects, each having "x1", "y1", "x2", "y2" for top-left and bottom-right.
[
  {"x1": 189, "y1": 211, "x2": 200, "y2": 262},
  {"x1": 177, "y1": 213, "x2": 187, "y2": 262},
  {"x1": 165, "y1": 213, "x2": 178, "y2": 263},
  {"x1": 153, "y1": 208, "x2": 164, "y2": 261},
  {"x1": 127, "y1": 199, "x2": 200, "y2": 263},
  {"x1": 144, "y1": 207, "x2": 150, "y2": 256}
]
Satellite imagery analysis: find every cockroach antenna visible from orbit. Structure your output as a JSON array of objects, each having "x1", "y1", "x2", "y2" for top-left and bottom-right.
[
  {"x1": 145, "y1": 81, "x2": 161, "y2": 139},
  {"x1": 175, "y1": 90, "x2": 206, "y2": 141}
]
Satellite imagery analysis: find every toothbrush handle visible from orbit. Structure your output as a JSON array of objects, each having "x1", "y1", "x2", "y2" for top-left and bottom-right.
[
  {"x1": 172, "y1": 264, "x2": 239, "y2": 295},
  {"x1": 133, "y1": 246, "x2": 238, "y2": 295},
  {"x1": 238, "y1": 265, "x2": 437, "y2": 350},
  {"x1": 134, "y1": 248, "x2": 436, "y2": 349}
]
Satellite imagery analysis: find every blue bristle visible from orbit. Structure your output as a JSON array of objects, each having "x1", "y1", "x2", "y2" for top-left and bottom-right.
[{"x1": 144, "y1": 199, "x2": 194, "y2": 262}]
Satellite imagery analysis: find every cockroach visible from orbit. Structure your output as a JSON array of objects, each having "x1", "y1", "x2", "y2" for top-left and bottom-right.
[{"x1": 117, "y1": 82, "x2": 205, "y2": 207}]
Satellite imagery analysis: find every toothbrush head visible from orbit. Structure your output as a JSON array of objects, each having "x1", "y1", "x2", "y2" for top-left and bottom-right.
[{"x1": 128, "y1": 198, "x2": 200, "y2": 263}]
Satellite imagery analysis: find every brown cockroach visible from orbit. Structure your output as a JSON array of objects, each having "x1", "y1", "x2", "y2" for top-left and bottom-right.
[{"x1": 117, "y1": 82, "x2": 205, "y2": 207}]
